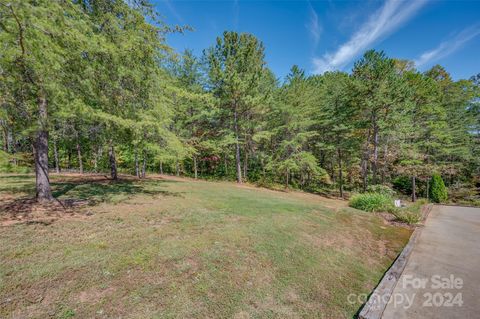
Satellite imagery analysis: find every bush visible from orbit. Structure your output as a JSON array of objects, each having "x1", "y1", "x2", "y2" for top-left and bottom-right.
[
  {"x1": 391, "y1": 199, "x2": 427, "y2": 224},
  {"x1": 392, "y1": 210, "x2": 422, "y2": 224},
  {"x1": 429, "y1": 174, "x2": 448, "y2": 203},
  {"x1": 366, "y1": 184, "x2": 396, "y2": 197},
  {"x1": 392, "y1": 176, "x2": 412, "y2": 194},
  {"x1": 349, "y1": 193, "x2": 395, "y2": 213}
]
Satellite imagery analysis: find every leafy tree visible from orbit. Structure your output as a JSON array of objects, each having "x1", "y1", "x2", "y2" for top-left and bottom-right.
[
  {"x1": 352, "y1": 50, "x2": 409, "y2": 189},
  {"x1": 205, "y1": 31, "x2": 266, "y2": 183}
]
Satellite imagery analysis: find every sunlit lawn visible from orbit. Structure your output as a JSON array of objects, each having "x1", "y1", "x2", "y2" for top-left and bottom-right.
[{"x1": 0, "y1": 174, "x2": 411, "y2": 318}]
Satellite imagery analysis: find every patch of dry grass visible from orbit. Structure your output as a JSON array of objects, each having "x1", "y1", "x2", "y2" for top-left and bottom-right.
[{"x1": 0, "y1": 173, "x2": 411, "y2": 318}]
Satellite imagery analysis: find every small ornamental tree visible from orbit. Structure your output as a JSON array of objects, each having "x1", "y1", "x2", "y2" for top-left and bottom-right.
[{"x1": 429, "y1": 174, "x2": 448, "y2": 203}]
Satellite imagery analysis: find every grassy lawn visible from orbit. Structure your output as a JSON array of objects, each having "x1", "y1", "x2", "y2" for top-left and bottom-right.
[{"x1": 0, "y1": 174, "x2": 411, "y2": 318}]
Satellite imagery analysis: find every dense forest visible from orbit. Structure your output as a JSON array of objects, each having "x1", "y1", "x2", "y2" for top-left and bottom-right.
[{"x1": 1, "y1": 0, "x2": 479, "y2": 202}]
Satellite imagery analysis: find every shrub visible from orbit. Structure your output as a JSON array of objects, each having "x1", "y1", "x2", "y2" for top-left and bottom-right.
[
  {"x1": 366, "y1": 184, "x2": 396, "y2": 197},
  {"x1": 429, "y1": 174, "x2": 448, "y2": 203},
  {"x1": 349, "y1": 193, "x2": 395, "y2": 213},
  {"x1": 392, "y1": 199, "x2": 427, "y2": 224},
  {"x1": 392, "y1": 176, "x2": 412, "y2": 194},
  {"x1": 392, "y1": 210, "x2": 422, "y2": 224}
]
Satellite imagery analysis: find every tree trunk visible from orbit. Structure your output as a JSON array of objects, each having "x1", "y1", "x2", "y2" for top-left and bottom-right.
[
  {"x1": 426, "y1": 178, "x2": 429, "y2": 200},
  {"x1": 224, "y1": 155, "x2": 228, "y2": 176},
  {"x1": 159, "y1": 161, "x2": 163, "y2": 175},
  {"x1": 372, "y1": 121, "x2": 379, "y2": 184},
  {"x1": 53, "y1": 138, "x2": 60, "y2": 173},
  {"x1": 109, "y1": 141, "x2": 118, "y2": 180},
  {"x1": 338, "y1": 149, "x2": 344, "y2": 198},
  {"x1": 285, "y1": 170, "x2": 289, "y2": 189},
  {"x1": 11, "y1": 130, "x2": 17, "y2": 166},
  {"x1": 67, "y1": 148, "x2": 72, "y2": 169},
  {"x1": 361, "y1": 128, "x2": 372, "y2": 192},
  {"x1": 233, "y1": 103, "x2": 242, "y2": 183},
  {"x1": 142, "y1": 151, "x2": 146, "y2": 178},
  {"x1": 76, "y1": 142, "x2": 83, "y2": 174},
  {"x1": 93, "y1": 148, "x2": 98, "y2": 173},
  {"x1": 330, "y1": 161, "x2": 336, "y2": 184},
  {"x1": 412, "y1": 175, "x2": 416, "y2": 202},
  {"x1": 381, "y1": 141, "x2": 389, "y2": 184},
  {"x1": 176, "y1": 158, "x2": 180, "y2": 176},
  {"x1": 0, "y1": 120, "x2": 7, "y2": 152},
  {"x1": 134, "y1": 148, "x2": 139, "y2": 178},
  {"x1": 35, "y1": 95, "x2": 53, "y2": 202},
  {"x1": 243, "y1": 145, "x2": 248, "y2": 181},
  {"x1": 261, "y1": 157, "x2": 266, "y2": 178},
  {"x1": 193, "y1": 156, "x2": 198, "y2": 179}
]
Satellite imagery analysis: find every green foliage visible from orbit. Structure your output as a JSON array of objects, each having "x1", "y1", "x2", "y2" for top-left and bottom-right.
[
  {"x1": 392, "y1": 176, "x2": 412, "y2": 194},
  {"x1": 366, "y1": 184, "x2": 396, "y2": 197},
  {"x1": 0, "y1": 1, "x2": 478, "y2": 200},
  {"x1": 392, "y1": 210, "x2": 422, "y2": 224},
  {"x1": 0, "y1": 151, "x2": 30, "y2": 173},
  {"x1": 429, "y1": 174, "x2": 448, "y2": 203},
  {"x1": 392, "y1": 199, "x2": 428, "y2": 224},
  {"x1": 349, "y1": 193, "x2": 395, "y2": 213}
]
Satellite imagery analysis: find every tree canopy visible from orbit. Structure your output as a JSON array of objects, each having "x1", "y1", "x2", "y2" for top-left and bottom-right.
[{"x1": 1, "y1": 0, "x2": 479, "y2": 202}]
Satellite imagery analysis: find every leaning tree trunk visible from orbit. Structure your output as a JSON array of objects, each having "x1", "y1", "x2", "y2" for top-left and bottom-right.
[
  {"x1": 233, "y1": 103, "x2": 242, "y2": 183},
  {"x1": 109, "y1": 141, "x2": 118, "y2": 180},
  {"x1": 35, "y1": 95, "x2": 53, "y2": 202}
]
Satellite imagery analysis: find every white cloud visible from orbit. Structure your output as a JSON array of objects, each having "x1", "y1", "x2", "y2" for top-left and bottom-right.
[
  {"x1": 313, "y1": 0, "x2": 427, "y2": 73},
  {"x1": 415, "y1": 25, "x2": 480, "y2": 67},
  {"x1": 308, "y1": 5, "x2": 321, "y2": 48}
]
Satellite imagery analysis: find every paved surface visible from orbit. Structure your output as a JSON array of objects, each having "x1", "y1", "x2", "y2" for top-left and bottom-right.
[{"x1": 382, "y1": 205, "x2": 480, "y2": 318}]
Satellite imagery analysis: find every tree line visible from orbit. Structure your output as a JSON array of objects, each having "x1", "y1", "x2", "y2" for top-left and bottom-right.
[{"x1": 1, "y1": 0, "x2": 479, "y2": 202}]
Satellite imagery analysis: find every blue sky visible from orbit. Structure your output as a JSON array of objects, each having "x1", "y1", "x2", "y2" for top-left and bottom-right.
[{"x1": 152, "y1": 0, "x2": 480, "y2": 81}]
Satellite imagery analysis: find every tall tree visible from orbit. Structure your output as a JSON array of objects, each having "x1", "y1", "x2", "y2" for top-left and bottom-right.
[{"x1": 205, "y1": 31, "x2": 266, "y2": 183}]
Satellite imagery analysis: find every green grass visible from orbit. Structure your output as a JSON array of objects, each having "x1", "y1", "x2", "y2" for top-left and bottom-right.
[
  {"x1": 0, "y1": 174, "x2": 411, "y2": 318},
  {"x1": 349, "y1": 193, "x2": 395, "y2": 213},
  {"x1": 391, "y1": 199, "x2": 428, "y2": 225}
]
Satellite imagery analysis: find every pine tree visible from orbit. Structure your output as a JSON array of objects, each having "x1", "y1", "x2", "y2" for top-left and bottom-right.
[{"x1": 430, "y1": 174, "x2": 448, "y2": 203}]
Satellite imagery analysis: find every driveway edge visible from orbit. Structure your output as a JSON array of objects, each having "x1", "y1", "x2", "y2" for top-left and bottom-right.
[{"x1": 358, "y1": 203, "x2": 433, "y2": 319}]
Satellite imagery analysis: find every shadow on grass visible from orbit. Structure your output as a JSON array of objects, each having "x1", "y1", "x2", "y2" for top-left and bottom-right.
[
  {"x1": 51, "y1": 178, "x2": 182, "y2": 204},
  {"x1": 0, "y1": 174, "x2": 33, "y2": 179},
  {"x1": 0, "y1": 176, "x2": 182, "y2": 221},
  {"x1": 0, "y1": 175, "x2": 35, "y2": 194}
]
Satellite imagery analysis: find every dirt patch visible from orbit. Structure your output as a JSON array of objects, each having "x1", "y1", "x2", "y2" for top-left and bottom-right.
[
  {"x1": 77, "y1": 287, "x2": 117, "y2": 303},
  {"x1": 0, "y1": 196, "x2": 90, "y2": 226}
]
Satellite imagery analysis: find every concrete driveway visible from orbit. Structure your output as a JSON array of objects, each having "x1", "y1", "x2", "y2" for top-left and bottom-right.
[{"x1": 382, "y1": 205, "x2": 480, "y2": 318}]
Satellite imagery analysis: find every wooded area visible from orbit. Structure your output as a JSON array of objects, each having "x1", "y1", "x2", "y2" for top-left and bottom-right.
[{"x1": 1, "y1": 0, "x2": 479, "y2": 202}]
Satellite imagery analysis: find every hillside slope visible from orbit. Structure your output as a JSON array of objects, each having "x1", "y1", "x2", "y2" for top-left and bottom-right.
[{"x1": 0, "y1": 174, "x2": 411, "y2": 318}]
